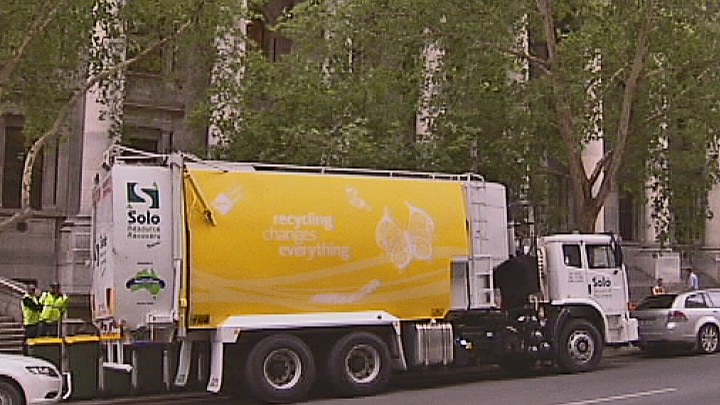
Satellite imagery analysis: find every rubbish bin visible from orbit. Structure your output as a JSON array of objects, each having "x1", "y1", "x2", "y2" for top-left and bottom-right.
[
  {"x1": 129, "y1": 342, "x2": 166, "y2": 394},
  {"x1": 26, "y1": 337, "x2": 63, "y2": 369},
  {"x1": 64, "y1": 335, "x2": 100, "y2": 399}
]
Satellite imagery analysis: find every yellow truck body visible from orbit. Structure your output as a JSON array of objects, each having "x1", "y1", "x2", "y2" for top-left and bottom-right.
[{"x1": 185, "y1": 168, "x2": 469, "y2": 327}]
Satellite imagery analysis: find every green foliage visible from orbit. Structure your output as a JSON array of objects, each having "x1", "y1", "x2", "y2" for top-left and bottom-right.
[
  {"x1": 203, "y1": 0, "x2": 720, "y2": 245},
  {"x1": 1, "y1": 0, "x2": 96, "y2": 141}
]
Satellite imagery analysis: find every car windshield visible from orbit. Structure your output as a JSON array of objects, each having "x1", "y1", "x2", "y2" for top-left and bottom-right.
[{"x1": 637, "y1": 294, "x2": 677, "y2": 310}]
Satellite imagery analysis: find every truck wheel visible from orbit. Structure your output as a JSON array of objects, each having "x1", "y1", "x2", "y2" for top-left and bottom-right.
[
  {"x1": 244, "y1": 334, "x2": 316, "y2": 404},
  {"x1": 557, "y1": 319, "x2": 603, "y2": 373},
  {"x1": 697, "y1": 324, "x2": 719, "y2": 354},
  {"x1": 0, "y1": 380, "x2": 23, "y2": 405},
  {"x1": 327, "y1": 331, "x2": 391, "y2": 397}
]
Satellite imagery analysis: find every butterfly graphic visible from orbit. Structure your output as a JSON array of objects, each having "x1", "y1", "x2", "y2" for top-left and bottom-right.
[
  {"x1": 375, "y1": 202, "x2": 435, "y2": 270},
  {"x1": 212, "y1": 185, "x2": 244, "y2": 215},
  {"x1": 346, "y1": 186, "x2": 372, "y2": 211}
]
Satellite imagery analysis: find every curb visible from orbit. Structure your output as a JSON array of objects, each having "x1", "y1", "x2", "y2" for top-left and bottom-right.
[{"x1": 67, "y1": 391, "x2": 213, "y2": 405}]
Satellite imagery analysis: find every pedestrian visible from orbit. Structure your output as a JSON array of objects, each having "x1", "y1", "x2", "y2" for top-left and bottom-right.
[
  {"x1": 686, "y1": 268, "x2": 699, "y2": 291},
  {"x1": 651, "y1": 278, "x2": 666, "y2": 295},
  {"x1": 39, "y1": 282, "x2": 69, "y2": 337},
  {"x1": 20, "y1": 282, "x2": 42, "y2": 349}
]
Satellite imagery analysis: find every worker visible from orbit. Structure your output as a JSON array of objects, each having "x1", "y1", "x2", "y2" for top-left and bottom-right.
[
  {"x1": 687, "y1": 268, "x2": 699, "y2": 291},
  {"x1": 651, "y1": 278, "x2": 666, "y2": 295},
  {"x1": 20, "y1": 282, "x2": 42, "y2": 345},
  {"x1": 39, "y1": 282, "x2": 69, "y2": 337}
]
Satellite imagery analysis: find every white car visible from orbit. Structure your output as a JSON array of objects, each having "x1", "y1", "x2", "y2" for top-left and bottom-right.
[{"x1": 0, "y1": 353, "x2": 62, "y2": 405}]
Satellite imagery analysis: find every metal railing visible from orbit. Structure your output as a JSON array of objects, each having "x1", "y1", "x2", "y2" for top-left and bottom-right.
[{"x1": 0, "y1": 276, "x2": 24, "y2": 322}]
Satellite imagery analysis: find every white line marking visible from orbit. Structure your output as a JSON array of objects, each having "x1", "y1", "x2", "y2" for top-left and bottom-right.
[{"x1": 553, "y1": 388, "x2": 677, "y2": 405}]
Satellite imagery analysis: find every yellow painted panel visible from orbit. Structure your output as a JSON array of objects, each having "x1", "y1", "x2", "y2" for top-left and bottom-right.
[{"x1": 185, "y1": 169, "x2": 468, "y2": 326}]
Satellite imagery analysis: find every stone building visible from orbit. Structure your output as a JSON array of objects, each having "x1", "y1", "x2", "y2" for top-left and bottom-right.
[{"x1": 0, "y1": 2, "x2": 716, "y2": 314}]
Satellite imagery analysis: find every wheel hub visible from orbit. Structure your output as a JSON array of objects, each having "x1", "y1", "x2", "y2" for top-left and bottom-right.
[
  {"x1": 345, "y1": 344, "x2": 381, "y2": 384},
  {"x1": 701, "y1": 327, "x2": 718, "y2": 352},
  {"x1": 264, "y1": 348, "x2": 302, "y2": 390},
  {"x1": 567, "y1": 330, "x2": 594, "y2": 363}
]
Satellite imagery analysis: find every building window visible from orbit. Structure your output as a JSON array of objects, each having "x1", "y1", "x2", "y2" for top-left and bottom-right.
[
  {"x1": 121, "y1": 127, "x2": 170, "y2": 153},
  {"x1": 1, "y1": 125, "x2": 43, "y2": 209},
  {"x1": 247, "y1": 0, "x2": 297, "y2": 62},
  {"x1": 618, "y1": 191, "x2": 637, "y2": 242}
]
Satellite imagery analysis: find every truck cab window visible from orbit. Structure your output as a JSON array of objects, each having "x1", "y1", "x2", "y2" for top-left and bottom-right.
[
  {"x1": 562, "y1": 245, "x2": 582, "y2": 268},
  {"x1": 586, "y1": 245, "x2": 615, "y2": 269}
]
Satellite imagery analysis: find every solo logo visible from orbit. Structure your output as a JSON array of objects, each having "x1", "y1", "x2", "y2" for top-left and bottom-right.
[
  {"x1": 592, "y1": 276, "x2": 612, "y2": 288},
  {"x1": 127, "y1": 182, "x2": 161, "y2": 225}
]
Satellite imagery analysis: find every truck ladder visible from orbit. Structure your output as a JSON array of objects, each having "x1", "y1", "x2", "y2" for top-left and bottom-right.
[{"x1": 464, "y1": 181, "x2": 496, "y2": 308}]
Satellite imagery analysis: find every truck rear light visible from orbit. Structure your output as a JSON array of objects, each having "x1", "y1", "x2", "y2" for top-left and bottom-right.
[{"x1": 667, "y1": 310, "x2": 688, "y2": 322}]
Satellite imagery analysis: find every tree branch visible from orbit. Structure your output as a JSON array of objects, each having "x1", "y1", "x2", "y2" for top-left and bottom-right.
[
  {"x1": 476, "y1": 41, "x2": 551, "y2": 74},
  {"x1": 641, "y1": 62, "x2": 720, "y2": 130},
  {"x1": 588, "y1": 149, "x2": 613, "y2": 188},
  {"x1": 0, "y1": 18, "x2": 194, "y2": 232},
  {"x1": 594, "y1": 1, "x2": 654, "y2": 213},
  {"x1": 0, "y1": 0, "x2": 68, "y2": 97}
]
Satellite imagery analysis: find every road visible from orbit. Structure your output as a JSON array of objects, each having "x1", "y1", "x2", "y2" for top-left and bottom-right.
[{"x1": 80, "y1": 349, "x2": 719, "y2": 405}]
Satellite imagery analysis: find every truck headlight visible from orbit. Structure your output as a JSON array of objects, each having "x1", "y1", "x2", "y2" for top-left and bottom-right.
[{"x1": 25, "y1": 366, "x2": 59, "y2": 378}]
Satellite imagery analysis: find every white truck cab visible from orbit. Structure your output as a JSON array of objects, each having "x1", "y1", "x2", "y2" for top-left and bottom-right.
[{"x1": 538, "y1": 233, "x2": 639, "y2": 346}]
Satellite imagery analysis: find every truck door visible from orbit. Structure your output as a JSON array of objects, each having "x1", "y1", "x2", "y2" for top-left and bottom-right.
[
  {"x1": 552, "y1": 243, "x2": 589, "y2": 300},
  {"x1": 584, "y1": 243, "x2": 626, "y2": 315}
]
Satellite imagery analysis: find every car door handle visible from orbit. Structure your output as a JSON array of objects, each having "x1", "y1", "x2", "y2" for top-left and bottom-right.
[{"x1": 588, "y1": 284, "x2": 592, "y2": 294}]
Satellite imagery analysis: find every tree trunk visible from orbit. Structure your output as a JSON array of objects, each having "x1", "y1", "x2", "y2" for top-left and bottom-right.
[{"x1": 538, "y1": 0, "x2": 653, "y2": 233}]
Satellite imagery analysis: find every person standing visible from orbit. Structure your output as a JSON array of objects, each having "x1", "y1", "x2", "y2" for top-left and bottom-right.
[
  {"x1": 20, "y1": 282, "x2": 42, "y2": 342},
  {"x1": 687, "y1": 268, "x2": 699, "y2": 291},
  {"x1": 651, "y1": 278, "x2": 666, "y2": 295},
  {"x1": 39, "y1": 282, "x2": 69, "y2": 337}
]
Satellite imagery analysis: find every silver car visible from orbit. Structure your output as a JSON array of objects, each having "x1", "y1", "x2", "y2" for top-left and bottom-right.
[{"x1": 632, "y1": 289, "x2": 720, "y2": 354}]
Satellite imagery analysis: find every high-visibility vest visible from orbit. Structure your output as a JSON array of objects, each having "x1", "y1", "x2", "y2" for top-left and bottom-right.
[
  {"x1": 21, "y1": 294, "x2": 41, "y2": 326},
  {"x1": 651, "y1": 286, "x2": 666, "y2": 295},
  {"x1": 39, "y1": 292, "x2": 69, "y2": 323}
]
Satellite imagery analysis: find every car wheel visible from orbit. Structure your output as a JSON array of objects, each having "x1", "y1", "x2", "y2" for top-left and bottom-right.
[
  {"x1": 557, "y1": 319, "x2": 603, "y2": 373},
  {"x1": 697, "y1": 324, "x2": 719, "y2": 354},
  {"x1": 0, "y1": 379, "x2": 23, "y2": 405},
  {"x1": 326, "y1": 331, "x2": 391, "y2": 397},
  {"x1": 244, "y1": 334, "x2": 316, "y2": 404}
]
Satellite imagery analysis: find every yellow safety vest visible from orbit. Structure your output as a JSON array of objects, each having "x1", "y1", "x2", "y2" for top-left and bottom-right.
[
  {"x1": 21, "y1": 294, "x2": 41, "y2": 326},
  {"x1": 39, "y1": 292, "x2": 69, "y2": 323}
]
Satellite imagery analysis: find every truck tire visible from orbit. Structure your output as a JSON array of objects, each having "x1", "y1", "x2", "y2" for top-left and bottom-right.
[
  {"x1": 557, "y1": 319, "x2": 603, "y2": 373},
  {"x1": 326, "y1": 331, "x2": 391, "y2": 397},
  {"x1": 244, "y1": 334, "x2": 316, "y2": 404},
  {"x1": 696, "y1": 324, "x2": 719, "y2": 354},
  {"x1": 0, "y1": 379, "x2": 23, "y2": 405}
]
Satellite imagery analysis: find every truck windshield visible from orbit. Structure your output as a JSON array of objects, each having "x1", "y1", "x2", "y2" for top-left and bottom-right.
[{"x1": 585, "y1": 244, "x2": 616, "y2": 269}]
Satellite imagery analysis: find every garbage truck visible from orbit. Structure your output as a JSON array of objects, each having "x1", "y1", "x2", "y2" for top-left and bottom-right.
[{"x1": 91, "y1": 146, "x2": 638, "y2": 403}]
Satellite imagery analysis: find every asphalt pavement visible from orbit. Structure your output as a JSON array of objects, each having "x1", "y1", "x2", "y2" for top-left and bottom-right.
[{"x1": 69, "y1": 345, "x2": 643, "y2": 405}]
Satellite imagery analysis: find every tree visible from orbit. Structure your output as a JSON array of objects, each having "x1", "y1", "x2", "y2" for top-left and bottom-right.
[
  {"x1": 528, "y1": 0, "x2": 720, "y2": 238},
  {"x1": 0, "y1": 0, "x2": 242, "y2": 232},
  {"x1": 213, "y1": 0, "x2": 720, "y2": 242}
]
